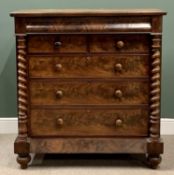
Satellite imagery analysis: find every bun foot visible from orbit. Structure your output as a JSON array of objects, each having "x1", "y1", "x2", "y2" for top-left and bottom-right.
[
  {"x1": 147, "y1": 154, "x2": 162, "y2": 169},
  {"x1": 17, "y1": 154, "x2": 31, "y2": 169}
]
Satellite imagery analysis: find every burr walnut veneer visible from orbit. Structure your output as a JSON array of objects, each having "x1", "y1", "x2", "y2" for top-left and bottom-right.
[{"x1": 10, "y1": 9, "x2": 166, "y2": 169}]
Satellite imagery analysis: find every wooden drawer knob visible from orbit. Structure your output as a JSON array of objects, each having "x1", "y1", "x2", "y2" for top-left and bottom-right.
[
  {"x1": 116, "y1": 41, "x2": 125, "y2": 49},
  {"x1": 115, "y1": 119, "x2": 123, "y2": 127},
  {"x1": 54, "y1": 41, "x2": 62, "y2": 47},
  {"x1": 115, "y1": 63, "x2": 123, "y2": 72},
  {"x1": 56, "y1": 90, "x2": 63, "y2": 98},
  {"x1": 86, "y1": 56, "x2": 91, "y2": 63},
  {"x1": 57, "y1": 118, "x2": 64, "y2": 126},
  {"x1": 115, "y1": 90, "x2": 123, "y2": 98},
  {"x1": 55, "y1": 64, "x2": 62, "y2": 71}
]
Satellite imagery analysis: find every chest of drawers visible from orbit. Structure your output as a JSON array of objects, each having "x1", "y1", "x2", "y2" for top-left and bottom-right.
[{"x1": 10, "y1": 9, "x2": 166, "y2": 169}]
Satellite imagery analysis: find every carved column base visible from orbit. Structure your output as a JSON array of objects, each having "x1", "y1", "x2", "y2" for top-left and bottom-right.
[
  {"x1": 146, "y1": 138, "x2": 163, "y2": 169},
  {"x1": 14, "y1": 136, "x2": 31, "y2": 169},
  {"x1": 146, "y1": 154, "x2": 162, "y2": 169},
  {"x1": 17, "y1": 154, "x2": 31, "y2": 169}
]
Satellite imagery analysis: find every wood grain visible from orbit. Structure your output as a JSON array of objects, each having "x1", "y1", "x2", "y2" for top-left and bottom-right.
[
  {"x1": 30, "y1": 108, "x2": 149, "y2": 137},
  {"x1": 29, "y1": 55, "x2": 149, "y2": 78},
  {"x1": 14, "y1": 16, "x2": 153, "y2": 34},
  {"x1": 28, "y1": 35, "x2": 87, "y2": 53},
  {"x1": 90, "y1": 34, "x2": 149, "y2": 53},
  {"x1": 30, "y1": 137, "x2": 147, "y2": 153},
  {"x1": 27, "y1": 34, "x2": 149, "y2": 53},
  {"x1": 29, "y1": 80, "x2": 149, "y2": 105}
]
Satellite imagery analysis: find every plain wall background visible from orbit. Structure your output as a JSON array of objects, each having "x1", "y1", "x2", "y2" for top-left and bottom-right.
[{"x1": 0, "y1": 0, "x2": 173, "y2": 118}]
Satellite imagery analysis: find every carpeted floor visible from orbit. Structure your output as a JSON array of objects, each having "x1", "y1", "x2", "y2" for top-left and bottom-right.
[{"x1": 0, "y1": 134, "x2": 173, "y2": 175}]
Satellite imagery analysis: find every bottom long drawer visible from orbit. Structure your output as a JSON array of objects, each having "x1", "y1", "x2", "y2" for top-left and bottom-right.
[{"x1": 29, "y1": 108, "x2": 149, "y2": 137}]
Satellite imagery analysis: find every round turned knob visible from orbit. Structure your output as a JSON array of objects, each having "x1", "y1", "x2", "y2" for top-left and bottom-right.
[
  {"x1": 54, "y1": 41, "x2": 62, "y2": 47},
  {"x1": 86, "y1": 56, "x2": 91, "y2": 62},
  {"x1": 115, "y1": 119, "x2": 123, "y2": 127},
  {"x1": 55, "y1": 64, "x2": 62, "y2": 71},
  {"x1": 56, "y1": 90, "x2": 63, "y2": 98},
  {"x1": 115, "y1": 63, "x2": 123, "y2": 72},
  {"x1": 57, "y1": 118, "x2": 63, "y2": 126},
  {"x1": 116, "y1": 41, "x2": 125, "y2": 49},
  {"x1": 115, "y1": 90, "x2": 123, "y2": 98}
]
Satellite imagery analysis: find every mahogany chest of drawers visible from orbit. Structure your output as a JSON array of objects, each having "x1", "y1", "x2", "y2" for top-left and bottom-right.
[{"x1": 10, "y1": 9, "x2": 166, "y2": 169}]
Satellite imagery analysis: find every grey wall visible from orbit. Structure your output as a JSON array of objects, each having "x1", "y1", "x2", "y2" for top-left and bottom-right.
[{"x1": 0, "y1": 0, "x2": 173, "y2": 118}]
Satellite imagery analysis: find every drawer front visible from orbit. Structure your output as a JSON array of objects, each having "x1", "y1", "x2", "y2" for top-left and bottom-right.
[
  {"x1": 29, "y1": 55, "x2": 149, "y2": 78},
  {"x1": 27, "y1": 34, "x2": 149, "y2": 53},
  {"x1": 24, "y1": 16, "x2": 152, "y2": 33},
  {"x1": 30, "y1": 108, "x2": 149, "y2": 137},
  {"x1": 90, "y1": 34, "x2": 149, "y2": 53},
  {"x1": 28, "y1": 35, "x2": 87, "y2": 53},
  {"x1": 30, "y1": 80, "x2": 149, "y2": 105}
]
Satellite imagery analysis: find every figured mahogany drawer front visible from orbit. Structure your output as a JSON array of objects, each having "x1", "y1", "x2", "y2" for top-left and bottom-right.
[
  {"x1": 27, "y1": 34, "x2": 149, "y2": 53},
  {"x1": 28, "y1": 35, "x2": 87, "y2": 53},
  {"x1": 90, "y1": 34, "x2": 149, "y2": 53},
  {"x1": 29, "y1": 55, "x2": 149, "y2": 78},
  {"x1": 30, "y1": 108, "x2": 149, "y2": 137},
  {"x1": 30, "y1": 80, "x2": 149, "y2": 105}
]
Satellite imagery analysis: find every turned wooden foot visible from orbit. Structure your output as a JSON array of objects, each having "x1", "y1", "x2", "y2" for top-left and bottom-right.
[
  {"x1": 17, "y1": 154, "x2": 31, "y2": 169},
  {"x1": 146, "y1": 154, "x2": 162, "y2": 169}
]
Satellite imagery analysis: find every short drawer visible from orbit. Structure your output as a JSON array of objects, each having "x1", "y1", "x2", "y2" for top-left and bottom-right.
[
  {"x1": 90, "y1": 34, "x2": 149, "y2": 53},
  {"x1": 30, "y1": 80, "x2": 149, "y2": 105},
  {"x1": 29, "y1": 55, "x2": 149, "y2": 78},
  {"x1": 28, "y1": 35, "x2": 87, "y2": 53},
  {"x1": 30, "y1": 108, "x2": 149, "y2": 137}
]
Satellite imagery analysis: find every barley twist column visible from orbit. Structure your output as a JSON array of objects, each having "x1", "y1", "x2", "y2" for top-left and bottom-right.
[
  {"x1": 150, "y1": 34, "x2": 161, "y2": 140},
  {"x1": 147, "y1": 34, "x2": 163, "y2": 169},
  {"x1": 16, "y1": 35, "x2": 31, "y2": 169}
]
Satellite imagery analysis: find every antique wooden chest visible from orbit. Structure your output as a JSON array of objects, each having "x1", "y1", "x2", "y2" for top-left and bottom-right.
[{"x1": 10, "y1": 9, "x2": 166, "y2": 169}]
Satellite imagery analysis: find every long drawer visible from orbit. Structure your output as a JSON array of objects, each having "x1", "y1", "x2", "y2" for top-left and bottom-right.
[
  {"x1": 30, "y1": 108, "x2": 149, "y2": 137},
  {"x1": 29, "y1": 80, "x2": 149, "y2": 105},
  {"x1": 29, "y1": 55, "x2": 149, "y2": 78}
]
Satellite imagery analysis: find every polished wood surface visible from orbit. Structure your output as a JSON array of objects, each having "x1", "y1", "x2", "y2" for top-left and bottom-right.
[
  {"x1": 28, "y1": 34, "x2": 149, "y2": 53},
  {"x1": 90, "y1": 34, "x2": 149, "y2": 53},
  {"x1": 22, "y1": 16, "x2": 152, "y2": 33},
  {"x1": 28, "y1": 35, "x2": 87, "y2": 53},
  {"x1": 30, "y1": 80, "x2": 149, "y2": 105},
  {"x1": 10, "y1": 9, "x2": 166, "y2": 17},
  {"x1": 30, "y1": 137, "x2": 147, "y2": 153},
  {"x1": 29, "y1": 55, "x2": 149, "y2": 78},
  {"x1": 11, "y1": 9, "x2": 166, "y2": 169},
  {"x1": 30, "y1": 108, "x2": 148, "y2": 137}
]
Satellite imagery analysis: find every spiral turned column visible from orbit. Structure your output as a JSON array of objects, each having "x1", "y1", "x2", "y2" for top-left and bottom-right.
[
  {"x1": 150, "y1": 34, "x2": 161, "y2": 140},
  {"x1": 17, "y1": 35, "x2": 28, "y2": 139},
  {"x1": 147, "y1": 34, "x2": 163, "y2": 169},
  {"x1": 16, "y1": 35, "x2": 31, "y2": 169}
]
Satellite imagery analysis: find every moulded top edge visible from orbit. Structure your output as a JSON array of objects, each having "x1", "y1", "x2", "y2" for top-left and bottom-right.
[{"x1": 10, "y1": 9, "x2": 167, "y2": 17}]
